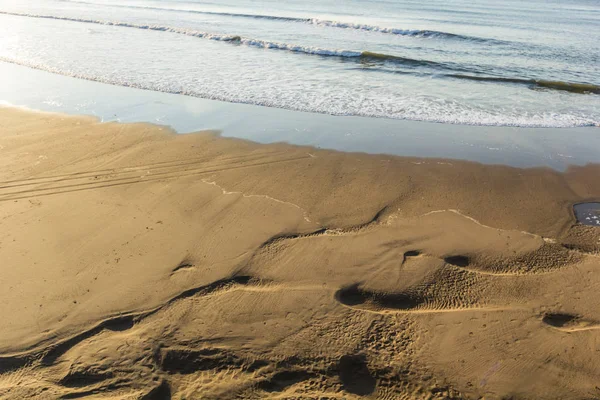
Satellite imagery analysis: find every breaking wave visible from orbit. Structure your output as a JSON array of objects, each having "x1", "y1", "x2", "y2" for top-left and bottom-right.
[
  {"x1": 439, "y1": 74, "x2": 600, "y2": 94},
  {"x1": 50, "y1": 1, "x2": 506, "y2": 43},
  {"x1": 2, "y1": 10, "x2": 597, "y2": 96}
]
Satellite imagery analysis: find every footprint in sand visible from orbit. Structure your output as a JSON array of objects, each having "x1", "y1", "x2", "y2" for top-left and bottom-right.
[{"x1": 541, "y1": 313, "x2": 600, "y2": 332}]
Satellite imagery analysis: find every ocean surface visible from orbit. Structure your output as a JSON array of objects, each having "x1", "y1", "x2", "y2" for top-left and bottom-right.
[{"x1": 0, "y1": 0, "x2": 598, "y2": 127}]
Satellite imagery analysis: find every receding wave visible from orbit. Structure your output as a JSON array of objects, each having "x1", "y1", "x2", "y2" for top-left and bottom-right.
[
  {"x1": 53, "y1": 0, "x2": 503, "y2": 43},
  {"x1": 1, "y1": 56, "x2": 598, "y2": 128}
]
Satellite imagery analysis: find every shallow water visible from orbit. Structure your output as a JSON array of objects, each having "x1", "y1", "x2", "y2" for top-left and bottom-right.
[
  {"x1": 574, "y1": 203, "x2": 600, "y2": 226},
  {"x1": 2, "y1": 61, "x2": 599, "y2": 171},
  {"x1": 0, "y1": 0, "x2": 598, "y2": 127}
]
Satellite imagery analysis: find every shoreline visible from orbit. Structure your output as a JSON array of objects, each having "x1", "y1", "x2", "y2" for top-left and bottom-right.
[
  {"x1": 3, "y1": 59, "x2": 599, "y2": 129},
  {"x1": 2, "y1": 61, "x2": 600, "y2": 171},
  {"x1": 1, "y1": 107, "x2": 600, "y2": 399}
]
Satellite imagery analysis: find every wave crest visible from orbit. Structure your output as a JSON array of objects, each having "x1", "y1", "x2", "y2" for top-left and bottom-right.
[{"x1": 51, "y1": 0, "x2": 503, "y2": 43}]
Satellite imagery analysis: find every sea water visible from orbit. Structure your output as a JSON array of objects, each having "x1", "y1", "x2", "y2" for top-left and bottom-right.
[{"x1": 0, "y1": 0, "x2": 598, "y2": 127}]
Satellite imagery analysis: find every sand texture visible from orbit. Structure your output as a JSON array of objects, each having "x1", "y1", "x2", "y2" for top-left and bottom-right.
[{"x1": 1, "y1": 108, "x2": 600, "y2": 399}]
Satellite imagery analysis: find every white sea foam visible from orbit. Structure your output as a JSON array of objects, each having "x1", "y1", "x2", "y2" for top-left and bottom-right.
[
  {"x1": 239, "y1": 38, "x2": 361, "y2": 57},
  {"x1": 310, "y1": 20, "x2": 437, "y2": 37},
  {"x1": 1, "y1": 56, "x2": 597, "y2": 128}
]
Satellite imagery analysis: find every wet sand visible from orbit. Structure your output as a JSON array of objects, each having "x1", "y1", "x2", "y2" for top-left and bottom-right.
[{"x1": 0, "y1": 107, "x2": 599, "y2": 399}]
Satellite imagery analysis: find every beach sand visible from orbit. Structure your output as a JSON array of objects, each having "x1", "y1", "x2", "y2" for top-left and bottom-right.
[{"x1": 0, "y1": 107, "x2": 599, "y2": 399}]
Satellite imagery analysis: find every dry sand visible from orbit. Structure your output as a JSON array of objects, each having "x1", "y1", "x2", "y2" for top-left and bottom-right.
[{"x1": 0, "y1": 107, "x2": 599, "y2": 399}]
